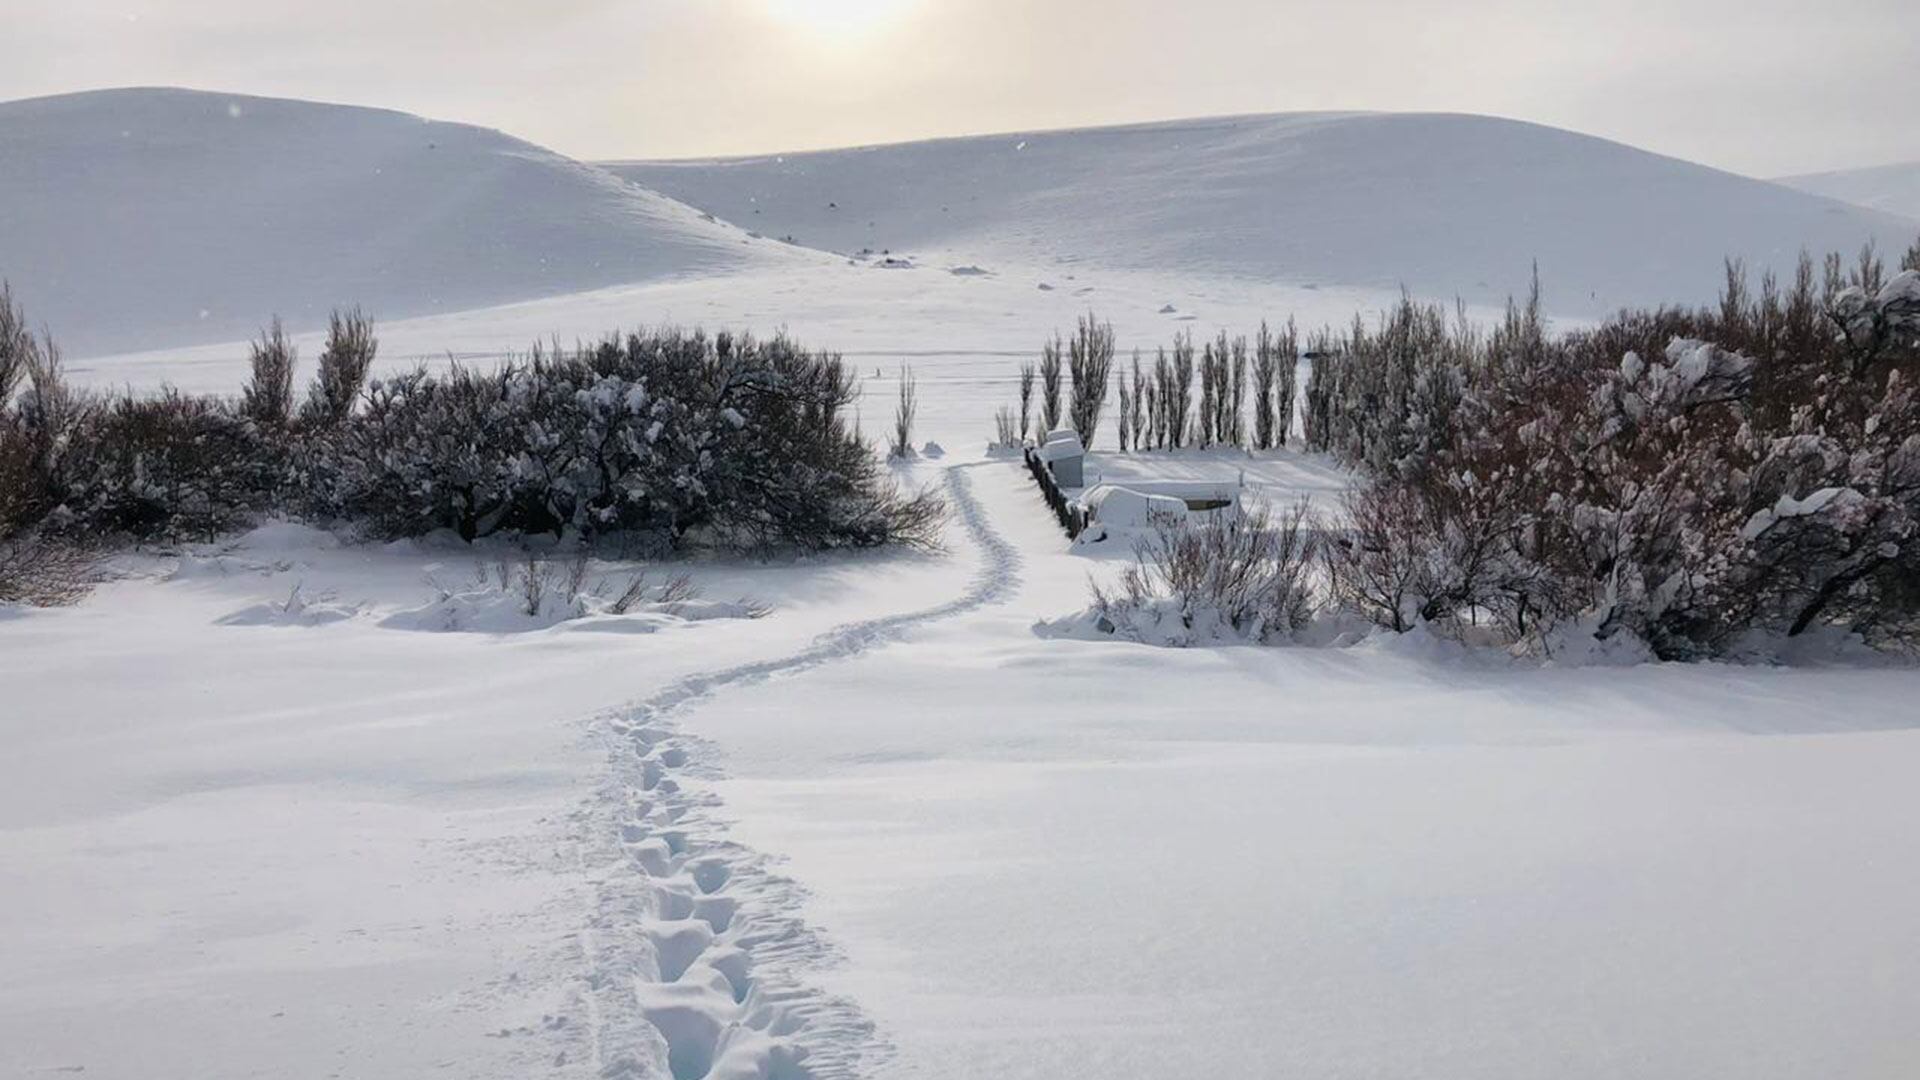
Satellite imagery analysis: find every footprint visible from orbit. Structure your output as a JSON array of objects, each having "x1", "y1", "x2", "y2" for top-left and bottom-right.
[
  {"x1": 689, "y1": 859, "x2": 733, "y2": 895},
  {"x1": 648, "y1": 921, "x2": 717, "y2": 983}
]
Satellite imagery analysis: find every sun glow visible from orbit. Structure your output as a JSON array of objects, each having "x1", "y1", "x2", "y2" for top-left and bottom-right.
[{"x1": 762, "y1": 0, "x2": 916, "y2": 35}]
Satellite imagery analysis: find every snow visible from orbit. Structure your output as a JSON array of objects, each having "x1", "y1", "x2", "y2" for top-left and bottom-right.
[
  {"x1": 1078, "y1": 484, "x2": 1188, "y2": 526},
  {"x1": 1036, "y1": 433, "x2": 1084, "y2": 462},
  {"x1": 1775, "y1": 159, "x2": 1920, "y2": 221},
  {"x1": 0, "y1": 519, "x2": 966, "y2": 1079},
  {"x1": 1742, "y1": 486, "x2": 1860, "y2": 539},
  {"x1": 11, "y1": 442, "x2": 1920, "y2": 1080},
  {"x1": 9, "y1": 89, "x2": 1920, "y2": 1080},
  {"x1": 0, "y1": 88, "x2": 814, "y2": 356},
  {"x1": 606, "y1": 112, "x2": 1920, "y2": 319},
  {"x1": 685, "y1": 464, "x2": 1920, "y2": 1080}
]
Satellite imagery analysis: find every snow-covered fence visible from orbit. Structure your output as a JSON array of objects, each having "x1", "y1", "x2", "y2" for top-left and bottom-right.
[{"x1": 1024, "y1": 445, "x2": 1087, "y2": 538}]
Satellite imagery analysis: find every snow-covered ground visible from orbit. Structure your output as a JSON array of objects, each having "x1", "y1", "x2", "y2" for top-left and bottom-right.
[
  {"x1": 705, "y1": 462, "x2": 1920, "y2": 1080},
  {"x1": 0, "y1": 519, "x2": 967, "y2": 1078},
  {"x1": 9, "y1": 89, "x2": 1920, "y2": 1080},
  {"x1": 61, "y1": 259, "x2": 1422, "y2": 455},
  {"x1": 8, "y1": 428, "x2": 1920, "y2": 1080}
]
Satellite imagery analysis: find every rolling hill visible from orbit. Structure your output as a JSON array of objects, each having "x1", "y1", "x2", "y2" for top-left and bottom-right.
[
  {"x1": 0, "y1": 88, "x2": 805, "y2": 356},
  {"x1": 1776, "y1": 161, "x2": 1920, "y2": 224},
  {"x1": 606, "y1": 112, "x2": 1920, "y2": 318}
]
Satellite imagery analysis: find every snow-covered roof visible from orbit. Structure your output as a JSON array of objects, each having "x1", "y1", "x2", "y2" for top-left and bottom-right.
[
  {"x1": 1080, "y1": 484, "x2": 1188, "y2": 527},
  {"x1": 1038, "y1": 434, "x2": 1084, "y2": 462}
]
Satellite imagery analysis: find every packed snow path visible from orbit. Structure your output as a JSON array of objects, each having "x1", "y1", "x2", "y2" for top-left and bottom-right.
[{"x1": 569, "y1": 464, "x2": 1019, "y2": 1079}]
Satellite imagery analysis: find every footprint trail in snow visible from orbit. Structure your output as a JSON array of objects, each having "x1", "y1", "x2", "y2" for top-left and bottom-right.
[{"x1": 568, "y1": 464, "x2": 1019, "y2": 1080}]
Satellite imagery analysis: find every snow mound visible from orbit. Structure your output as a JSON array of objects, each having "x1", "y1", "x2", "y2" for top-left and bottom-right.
[
  {"x1": 217, "y1": 585, "x2": 361, "y2": 627},
  {"x1": 230, "y1": 520, "x2": 343, "y2": 553},
  {"x1": 382, "y1": 573, "x2": 765, "y2": 635},
  {"x1": 0, "y1": 88, "x2": 806, "y2": 356},
  {"x1": 607, "y1": 112, "x2": 1920, "y2": 317}
]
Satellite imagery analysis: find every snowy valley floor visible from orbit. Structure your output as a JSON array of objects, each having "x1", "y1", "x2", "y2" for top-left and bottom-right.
[
  {"x1": 8, "y1": 267, "x2": 1920, "y2": 1079},
  {"x1": 6, "y1": 451, "x2": 1920, "y2": 1079}
]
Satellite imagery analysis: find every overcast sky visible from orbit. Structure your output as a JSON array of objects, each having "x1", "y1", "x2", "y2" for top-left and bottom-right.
[{"x1": 5, "y1": 0, "x2": 1915, "y2": 177}]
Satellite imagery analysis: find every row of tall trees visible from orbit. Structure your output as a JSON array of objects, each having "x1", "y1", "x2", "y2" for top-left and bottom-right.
[{"x1": 1006, "y1": 315, "x2": 1300, "y2": 452}]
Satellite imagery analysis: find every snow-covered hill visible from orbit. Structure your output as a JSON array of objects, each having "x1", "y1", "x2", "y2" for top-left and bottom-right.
[
  {"x1": 0, "y1": 88, "x2": 807, "y2": 356},
  {"x1": 606, "y1": 112, "x2": 1920, "y2": 317},
  {"x1": 1776, "y1": 161, "x2": 1920, "y2": 223}
]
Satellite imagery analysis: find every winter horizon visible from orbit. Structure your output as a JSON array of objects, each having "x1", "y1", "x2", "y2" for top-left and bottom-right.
[{"x1": 6, "y1": 0, "x2": 1919, "y2": 177}]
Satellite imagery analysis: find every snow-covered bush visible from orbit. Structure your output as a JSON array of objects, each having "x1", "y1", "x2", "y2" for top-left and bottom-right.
[
  {"x1": 322, "y1": 330, "x2": 944, "y2": 551},
  {"x1": 58, "y1": 390, "x2": 288, "y2": 542},
  {"x1": 1, "y1": 296, "x2": 940, "y2": 557},
  {"x1": 1094, "y1": 499, "x2": 1320, "y2": 644},
  {"x1": 0, "y1": 296, "x2": 96, "y2": 604},
  {"x1": 0, "y1": 412, "x2": 93, "y2": 606},
  {"x1": 1315, "y1": 248, "x2": 1920, "y2": 657}
]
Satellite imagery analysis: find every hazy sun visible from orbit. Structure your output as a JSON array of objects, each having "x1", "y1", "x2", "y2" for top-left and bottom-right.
[{"x1": 763, "y1": 0, "x2": 915, "y2": 34}]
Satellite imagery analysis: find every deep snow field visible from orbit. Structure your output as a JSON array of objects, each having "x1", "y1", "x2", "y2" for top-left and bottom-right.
[{"x1": 7, "y1": 88, "x2": 1920, "y2": 1080}]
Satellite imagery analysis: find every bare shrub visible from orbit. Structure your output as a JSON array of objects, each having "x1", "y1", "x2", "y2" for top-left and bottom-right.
[
  {"x1": 1320, "y1": 482, "x2": 1428, "y2": 633},
  {"x1": 513, "y1": 552, "x2": 551, "y2": 617},
  {"x1": 0, "y1": 532, "x2": 96, "y2": 606},
  {"x1": 889, "y1": 365, "x2": 917, "y2": 459},
  {"x1": 610, "y1": 569, "x2": 699, "y2": 616},
  {"x1": 993, "y1": 406, "x2": 1019, "y2": 449},
  {"x1": 0, "y1": 282, "x2": 32, "y2": 409},
  {"x1": 1097, "y1": 500, "x2": 1320, "y2": 641},
  {"x1": 305, "y1": 307, "x2": 377, "y2": 427},
  {"x1": 243, "y1": 317, "x2": 297, "y2": 426}
]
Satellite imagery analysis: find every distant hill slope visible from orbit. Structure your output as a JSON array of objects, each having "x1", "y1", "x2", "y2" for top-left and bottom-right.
[
  {"x1": 606, "y1": 112, "x2": 1920, "y2": 317},
  {"x1": 1776, "y1": 161, "x2": 1920, "y2": 224},
  {"x1": 0, "y1": 88, "x2": 798, "y2": 356}
]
